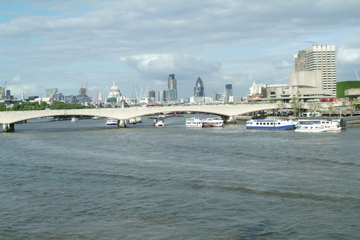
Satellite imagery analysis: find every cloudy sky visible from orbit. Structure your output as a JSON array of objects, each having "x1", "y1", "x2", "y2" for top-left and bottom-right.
[{"x1": 1, "y1": 0, "x2": 360, "y2": 100}]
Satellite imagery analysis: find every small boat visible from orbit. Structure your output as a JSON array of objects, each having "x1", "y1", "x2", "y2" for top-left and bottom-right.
[
  {"x1": 246, "y1": 118, "x2": 296, "y2": 130},
  {"x1": 135, "y1": 117, "x2": 142, "y2": 123},
  {"x1": 185, "y1": 117, "x2": 203, "y2": 128},
  {"x1": 71, "y1": 117, "x2": 78, "y2": 122},
  {"x1": 295, "y1": 119, "x2": 343, "y2": 132},
  {"x1": 92, "y1": 116, "x2": 101, "y2": 120},
  {"x1": 128, "y1": 118, "x2": 137, "y2": 124},
  {"x1": 106, "y1": 118, "x2": 118, "y2": 125},
  {"x1": 202, "y1": 118, "x2": 224, "y2": 127},
  {"x1": 154, "y1": 118, "x2": 165, "y2": 127}
]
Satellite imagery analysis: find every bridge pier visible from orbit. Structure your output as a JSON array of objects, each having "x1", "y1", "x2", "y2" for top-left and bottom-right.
[
  {"x1": 2, "y1": 123, "x2": 15, "y2": 132},
  {"x1": 225, "y1": 116, "x2": 237, "y2": 124},
  {"x1": 118, "y1": 119, "x2": 127, "y2": 128}
]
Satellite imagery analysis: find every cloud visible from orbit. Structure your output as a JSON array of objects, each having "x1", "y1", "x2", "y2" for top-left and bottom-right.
[
  {"x1": 273, "y1": 60, "x2": 292, "y2": 69},
  {"x1": 10, "y1": 75, "x2": 21, "y2": 83},
  {"x1": 337, "y1": 47, "x2": 360, "y2": 65},
  {"x1": 121, "y1": 54, "x2": 221, "y2": 79}
]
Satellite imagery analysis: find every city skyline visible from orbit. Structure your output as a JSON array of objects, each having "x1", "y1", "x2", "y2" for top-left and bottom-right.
[{"x1": 1, "y1": 1, "x2": 359, "y2": 99}]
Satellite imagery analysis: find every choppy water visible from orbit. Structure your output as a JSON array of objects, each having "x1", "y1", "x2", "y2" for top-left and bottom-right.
[{"x1": 1, "y1": 115, "x2": 359, "y2": 239}]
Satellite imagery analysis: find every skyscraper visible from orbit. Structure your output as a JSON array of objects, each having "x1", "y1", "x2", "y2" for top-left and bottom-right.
[
  {"x1": 306, "y1": 45, "x2": 336, "y2": 95},
  {"x1": 225, "y1": 84, "x2": 233, "y2": 96},
  {"x1": 194, "y1": 77, "x2": 204, "y2": 97},
  {"x1": 167, "y1": 74, "x2": 177, "y2": 101}
]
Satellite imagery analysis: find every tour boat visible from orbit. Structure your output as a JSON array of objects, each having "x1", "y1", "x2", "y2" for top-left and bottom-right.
[
  {"x1": 295, "y1": 119, "x2": 343, "y2": 132},
  {"x1": 202, "y1": 118, "x2": 224, "y2": 127},
  {"x1": 246, "y1": 118, "x2": 296, "y2": 130},
  {"x1": 185, "y1": 117, "x2": 203, "y2": 128},
  {"x1": 106, "y1": 118, "x2": 118, "y2": 125},
  {"x1": 71, "y1": 117, "x2": 78, "y2": 122}
]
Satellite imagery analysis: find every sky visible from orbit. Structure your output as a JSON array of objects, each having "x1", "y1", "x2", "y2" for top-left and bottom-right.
[{"x1": 1, "y1": 0, "x2": 360, "y2": 100}]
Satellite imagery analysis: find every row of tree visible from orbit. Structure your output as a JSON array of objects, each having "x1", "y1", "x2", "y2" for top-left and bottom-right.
[
  {"x1": 277, "y1": 97, "x2": 359, "y2": 117},
  {"x1": 0, "y1": 101, "x2": 91, "y2": 111}
]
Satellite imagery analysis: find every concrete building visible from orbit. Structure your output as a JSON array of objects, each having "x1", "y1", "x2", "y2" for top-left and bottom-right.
[
  {"x1": 194, "y1": 77, "x2": 205, "y2": 97},
  {"x1": 337, "y1": 81, "x2": 360, "y2": 99},
  {"x1": 294, "y1": 50, "x2": 307, "y2": 72},
  {"x1": 305, "y1": 45, "x2": 336, "y2": 95}
]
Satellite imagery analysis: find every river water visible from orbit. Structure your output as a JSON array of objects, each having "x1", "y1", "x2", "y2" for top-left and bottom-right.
[{"x1": 1, "y1": 115, "x2": 359, "y2": 239}]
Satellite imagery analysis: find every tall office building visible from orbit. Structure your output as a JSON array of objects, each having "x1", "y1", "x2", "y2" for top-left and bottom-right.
[
  {"x1": 294, "y1": 45, "x2": 336, "y2": 95},
  {"x1": 225, "y1": 84, "x2": 233, "y2": 96},
  {"x1": 45, "y1": 88, "x2": 58, "y2": 98},
  {"x1": 306, "y1": 45, "x2": 336, "y2": 95},
  {"x1": 194, "y1": 77, "x2": 205, "y2": 97},
  {"x1": 167, "y1": 74, "x2": 177, "y2": 101}
]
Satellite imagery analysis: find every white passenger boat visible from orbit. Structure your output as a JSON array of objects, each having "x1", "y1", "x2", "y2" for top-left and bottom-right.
[
  {"x1": 106, "y1": 118, "x2": 118, "y2": 125},
  {"x1": 295, "y1": 119, "x2": 343, "y2": 132},
  {"x1": 185, "y1": 117, "x2": 203, "y2": 128},
  {"x1": 71, "y1": 117, "x2": 78, "y2": 122},
  {"x1": 154, "y1": 118, "x2": 165, "y2": 127},
  {"x1": 246, "y1": 118, "x2": 296, "y2": 130},
  {"x1": 202, "y1": 118, "x2": 224, "y2": 127}
]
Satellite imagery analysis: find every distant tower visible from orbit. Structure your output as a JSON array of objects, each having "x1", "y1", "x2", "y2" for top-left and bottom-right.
[
  {"x1": 225, "y1": 84, "x2": 233, "y2": 96},
  {"x1": 167, "y1": 74, "x2": 177, "y2": 101},
  {"x1": 194, "y1": 77, "x2": 205, "y2": 97}
]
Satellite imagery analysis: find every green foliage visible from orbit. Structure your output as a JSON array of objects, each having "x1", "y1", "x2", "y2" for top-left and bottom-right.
[
  {"x1": 49, "y1": 101, "x2": 90, "y2": 109},
  {"x1": 0, "y1": 103, "x2": 8, "y2": 111},
  {"x1": 11, "y1": 102, "x2": 50, "y2": 111}
]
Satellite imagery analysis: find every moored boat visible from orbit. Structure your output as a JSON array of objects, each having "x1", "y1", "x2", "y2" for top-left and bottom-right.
[
  {"x1": 246, "y1": 118, "x2": 296, "y2": 130},
  {"x1": 106, "y1": 118, "x2": 118, "y2": 125},
  {"x1": 295, "y1": 118, "x2": 343, "y2": 132},
  {"x1": 128, "y1": 118, "x2": 137, "y2": 124},
  {"x1": 71, "y1": 117, "x2": 78, "y2": 122},
  {"x1": 202, "y1": 117, "x2": 224, "y2": 127},
  {"x1": 185, "y1": 117, "x2": 203, "y2": 128}
]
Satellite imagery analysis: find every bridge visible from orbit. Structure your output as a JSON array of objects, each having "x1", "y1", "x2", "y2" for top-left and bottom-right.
[{"x1": 0, "y1": 103, "x2": 289, "y2": 132}]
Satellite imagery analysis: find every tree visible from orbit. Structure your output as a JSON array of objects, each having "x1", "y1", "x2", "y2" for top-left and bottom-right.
[
  {"x1": 307, "y1": 101, "x2": 321, "y2": 117},
  {"x1": 290, "y1": 95, "x2": 303, "y2": 117},
  {"x1": 276, "y1": 100, "x2": 286, "y2": 116},
  {"x1": 327, "y1": 102, "x2": 336, "y2": 117},
  {"x1": 346, "y1": 98, "x2": 358, "y2": 117},
  {"x1": 0, "y1": 103, "x2": 8, "y2": 111}
]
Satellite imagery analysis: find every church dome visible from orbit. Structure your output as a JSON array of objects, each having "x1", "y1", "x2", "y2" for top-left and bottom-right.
[{"x1": 108, "y1": 81, "x2": 121, "y2": 98}]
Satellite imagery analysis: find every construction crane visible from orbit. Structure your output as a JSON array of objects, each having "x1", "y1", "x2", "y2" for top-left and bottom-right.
[{"x1": 355, "y1": 70, "x2": 359, "y2": 80}]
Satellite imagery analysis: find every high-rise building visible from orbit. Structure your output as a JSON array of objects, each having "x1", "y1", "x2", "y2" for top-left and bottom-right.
[
  {"x1": 294, "y1": 50, "x2": 307, "y2": 72},
  {"x1": 167, "y1": 74, "x2": 177, "y2": 101},
  {"x1": 306, "y1": 45, "x2": 336, "y2": 95},
  {"x1": 294, "y1": 45, "x2": 336, "y2": 95},
  {"x1": 194, "y1": 77, "x2": 205, "y2": 97},
  {"x1": 157, "y1": 90, "x2": 167, "y2": 102},
  {"x1": 45, "y1": 88, "x2": 58, "y2": 98},
  {"x1": 225, "y1": 84, "x2": 233, "y2": 96}
]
